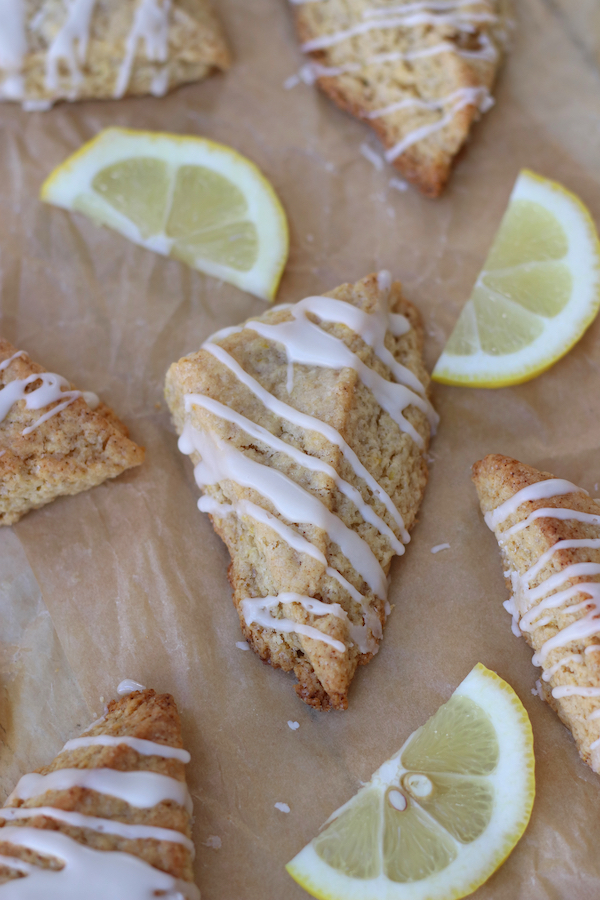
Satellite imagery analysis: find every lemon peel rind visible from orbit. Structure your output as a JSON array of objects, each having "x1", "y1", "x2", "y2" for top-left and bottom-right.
[
  {"x1": 286, "y1": 664, "x2": 535, "y2": 900},
  {"x1": 41, "y1": 127, "x2": 289, "y2": 302},
  {"x1": 432, "y1": 170, "x2": 600, "y2": 388}
]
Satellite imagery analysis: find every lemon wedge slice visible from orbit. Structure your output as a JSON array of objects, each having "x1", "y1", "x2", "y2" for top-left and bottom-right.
[
  {"x1": 432, "y1": 170, "x2": 600, "y2": 387},
  {"x1": 286, "y1": 664, "x2": 535, "y2": 900},
  {"x1": 41, "y1": 127, "x2": 289, "y2": 302}
]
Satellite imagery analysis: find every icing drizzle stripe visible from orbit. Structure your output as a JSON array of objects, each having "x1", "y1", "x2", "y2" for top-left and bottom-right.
[
  {"x1": 0, "y1": 806, "x2": 194, "y2": 853},
  {"x1": 0, "y1": 827, "x2": 199, "y2": 899},
  {"x1": 7, "y1": 768, "x2": 192, "y2": 814},
  {"x1": 62, "y1": 735, "x2": 191, "y2": 763},
  {"x1": 202, "y1": 342, "x2": 410, "y2": 538}
]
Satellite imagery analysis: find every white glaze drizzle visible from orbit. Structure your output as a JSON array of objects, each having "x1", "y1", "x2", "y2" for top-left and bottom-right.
[
  {"x1": 360, "y1": 142, "x2": 385, "y2": 170},
  {"x1": 45, "y1": 0, "x2": 98, "y2": 93},
  {"x1": 300, "y1": 9, "x2": 495, "y2": 52},
  {"x1": 376, "y1": 270, "x2": 392, "y2": 293},
  {"x1": 541, "y1": 654, "x2": 583, "y2": 682},
  {"x1": 114, "y1": 0, "x2": 171, "y2": 99},
  {"x1": 487, "y1": 480, "x2": 600, "y2": 708},
  {"x1": 242, "y1": 301, "x2": 435, "y2": 447},
  {"x1": 62, "y1": 735, "x2": 191, "y2": 764},
  {"x1": 83, "y1": 391, "x2": 100, "y2": 410},
  {"x1": 551, "y1": 685, "x2": 600, "y2": 699},
  {"x1": 7, "y1": 768, "x2": 192, "y2": 814},
  {"x1": 366, "y1": 86, "x2": 492, "y2": 121},
  {"x1": 486, "y1": 478, "x2": 585, "y2": 530},
  {"x1": 0, "y1": 854, "x2": 29, "y2": 874},
  {"x1": 117, "y1": 679, "x2": 147, "y2": 695},
  {"x1": 363, "y1": 1, "x2": 493, "y2": 18},
  {"x1": 198, "y1": 495, "x2": 379, "y2": 652},
  {"x1": 289, "y1": 29, "x2": 497, "y2": 88},
  {"x1": 384, "y1": 88, "x2": 492, "y2": 162},
  {"x1": 520, "y1": 584, "x2": 599, "y2": 630},
  {"x1": 0, "y1": 806, "x2": 194, "y2": 853},
  {"x1": 241, "y1": 594, "x2": 347, "y2": 653},
  {"x1": 389, "y1": 313, "x2": 411, "y2": 337},
  {"x1": 302, "y1": 294, "x2": 427, "y2": 397},
  {"x1": 178, "y1": 421, "x2": 387, "y2": 599},
  {"x1": 185, "y1": 393, "x2": 405, "y2": 555},
  {"x1": 0, "y1": 828, "x2": 199, "y2": 899},
  {"x1": 0, "y1": 0, "x2": 27, "y2": 100},
  {"x1": 202, "y1": 342, "x2": 409, "y2": 538},
  {"x1": 523, "y1": 563, "x2": 600, "y2": 609},
  {"x1": 502, "y1": 507, "x2": 600, "y2": 539},
  {"x1": 521, "y1": 538, "x2": 600, "y2": 586},
  {"x1": 198, "y1": 495, "x2": 362, "y2": 601},
  {"x1": 0, "y1": 363, "x2": 83, "y2": 436},
  {"x1": 150, "y1": 65, "x2": 169, "y2": 96},
  {"x1": 0, "y1": 351, "x2": 26, "y2": 372},
  {"x1": 532, "y1": 591, "x2": 600, "y2": 667}
]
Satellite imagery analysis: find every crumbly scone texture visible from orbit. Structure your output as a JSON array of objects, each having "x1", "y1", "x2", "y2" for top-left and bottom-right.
[
  {"x1": 473, "y1": 454, "x2": 600, "y2": 773},
  {"x1": 166, "y1": 273, "x2": 434, "y2": 710},
  {"x1": 2, "y1": 0, "x2": 230, "y2": 109},
  {"x1": 0, "y1": 338, "x2": 144, "y2": 526},
  {"x1": 291, "y1": 0, "x2": 508, "y2": 196},
  {"x1": 0, "y1": 689, "x2": 195, "y2": 885}
]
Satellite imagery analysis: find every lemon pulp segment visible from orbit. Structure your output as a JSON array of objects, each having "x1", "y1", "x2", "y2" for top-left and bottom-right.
[
  {"x1": 41, "y1": 128, "x2": 289, "y2": 301},
  {"x1": 433, "y1": 170, "x2": 600, "y2": 386}
]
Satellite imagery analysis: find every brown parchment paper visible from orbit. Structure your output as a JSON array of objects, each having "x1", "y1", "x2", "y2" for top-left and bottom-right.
[{"x1": 2, "y1": 1, "x2": 600, "y2": 897}]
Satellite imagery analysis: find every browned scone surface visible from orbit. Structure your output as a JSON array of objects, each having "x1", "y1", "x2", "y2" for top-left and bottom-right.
[
  {"x1": 291, "y1": 0, "x2": 508, "y2": 196},
  {"x1": 473, "y1": 454, "x2": 600, "y2": 772},
  {"x1": 0, "y1": 338, "x2": 144, "y2": 526},
  {"x1": 3, "y1": 0, "x2": 230, "y2": 108},
  {"x1": 166, "y1": 273, "x2": 434, "y2": 710},
  {"x1": 0, "y1": 689, "x2": 194, "y2": 885}
]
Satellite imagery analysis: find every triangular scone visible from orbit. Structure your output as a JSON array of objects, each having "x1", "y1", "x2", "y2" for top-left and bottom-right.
[
  {"x1": 291, "y1": 0, "x2": 509, "y2": 197},
  {"x1": 0, "y1": 688, "x2": 198, "y2": 897},
  {"x1": 0, "y1": 339, "x2": 144, "y2": 526},
  {"x1": 0, "y1": 0, "x2": 230, "y2": 111},
  {"x1": 473, "y1": 454, "x2": 600, "y2": 774},
  {"x1": 166, "y1": 273, "x2": 437, "y2": 709}
]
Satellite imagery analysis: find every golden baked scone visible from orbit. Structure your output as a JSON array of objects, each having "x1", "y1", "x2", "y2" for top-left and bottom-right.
[
  {"x1": 290, "y1": 0, "x2": 509, "y2": 196},
  {"x1": 0, "y1": 339, "x2": 144, "y2": 525},
  {"x1": 473, "y1": 454, "x2": 600, "y2": 773},
  {"x1": 0, "y1": 0, "x2": 230, "y2": 111},
  {"x1": 0, "y1": 687, "x2": 198, "y2": 897},
  {"x1": 165, "y1": 272, "x2": 438, "y2": 709}
]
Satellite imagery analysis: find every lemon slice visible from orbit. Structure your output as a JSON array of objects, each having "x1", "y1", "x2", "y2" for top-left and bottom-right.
[
  {"x1": 41, "y1": 127, "x2": 289, "y2": 302},
  {"x1": 432, "y1": 170, "x2": 600, "y2": 387},
  {"x1": 286, "y1": 664, "x2": 534, "y2": 900}
]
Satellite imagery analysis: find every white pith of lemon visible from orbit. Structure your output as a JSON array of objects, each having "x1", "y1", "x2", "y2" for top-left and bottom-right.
[
  {"x1": 40, "y1": 127, "x2": 289, "y2": 302},
  {"x1": 286, "y1": 664, "x2": 535, "y2": 900},
  {"x1": 432, "y1": 169, "x2": 600, "y2": 387}
]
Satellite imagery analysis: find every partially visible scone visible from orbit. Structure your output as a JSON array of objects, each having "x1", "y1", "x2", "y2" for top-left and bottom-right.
[
  {"x1": 473, "y1": 454, "x2": 600, "y2": 774},
  {"x1": 0, "y1": 688, "x2": 198, "y2": 896},
  {"x1": 0, "y1": 339, "x2": 144, "y2": 525},
  {"x1": 0, "y1": 0, "x2": 230, "y2": 110},
  {"x1": 166, "y1": 272, "x2": 437, "y2": 709},
  {"x1": 290, "y1": 0, "x2": 509, "y2": 196}
]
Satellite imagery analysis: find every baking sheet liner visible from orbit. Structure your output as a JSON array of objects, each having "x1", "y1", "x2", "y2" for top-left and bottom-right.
[{"x1": 1, "y1": 1, "x2": 600, "y2": 896}]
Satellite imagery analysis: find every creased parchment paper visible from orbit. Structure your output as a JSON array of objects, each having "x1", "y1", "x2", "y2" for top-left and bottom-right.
[{"x1": 1, "y1": 1, "x2": 600, "y2": 897}]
